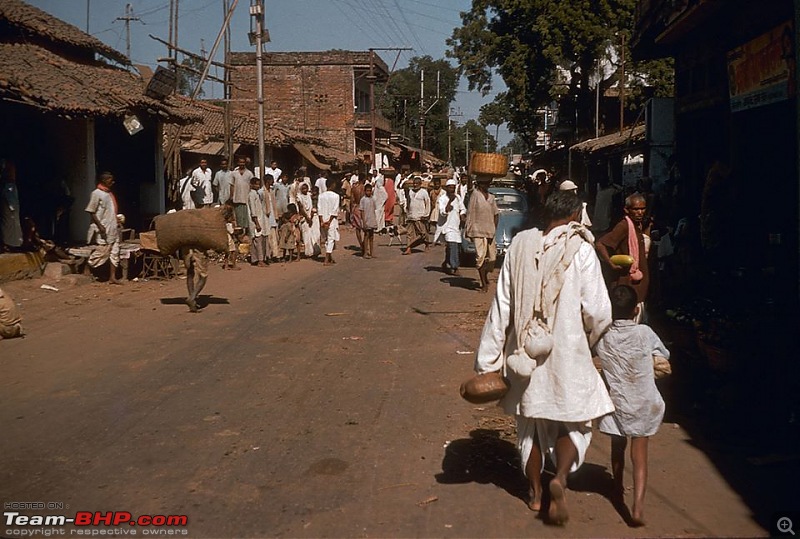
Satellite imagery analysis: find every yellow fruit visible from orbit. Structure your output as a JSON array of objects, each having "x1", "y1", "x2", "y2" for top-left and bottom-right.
[{"x1": 610, "y1": 254, "x2": 634, "y2": 267}]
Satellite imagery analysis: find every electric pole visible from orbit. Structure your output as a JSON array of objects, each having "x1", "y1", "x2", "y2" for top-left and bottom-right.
[
  {"x1": 250, "y1": 0, "x2": 266, "y2": 180},
  {"x1": 447, "y1": 108, "x2": 463, "y2": 165},
  {"x1": 115, "y1": 4, "x2": 141, "y2": 61},
  {"x1": 465, "y1": 127, "x2": 471, "y2": 169},
  {"x1": 620, "y1": 32, "x2": 625, "y2": 132},
  {"x1": 367, "y1": 47, "x2": 412, "y2": 171},
  {"x1": 223, "y1": 0, "x2": 233, "y2": 160}
]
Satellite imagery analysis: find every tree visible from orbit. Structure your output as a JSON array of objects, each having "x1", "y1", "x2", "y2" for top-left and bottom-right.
[
  {"x1": 478, "y1": 100, "x2": 508, "y2": 143},
  {"x1": 447, "y1": 0, "x2": 674, "y2": 143},
  {"x1": 176, "y1": 55, "x2": 206, "y2": 97},
  {"x1": 377, "y1": 55, "x2": 460, "y2": 158},
  {"x1": 449, "y1": 119, "x2": 496, "y2": 167}
]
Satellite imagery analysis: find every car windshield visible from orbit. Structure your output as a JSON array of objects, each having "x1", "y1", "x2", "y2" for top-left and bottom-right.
[{"x1": 492, "y1": 192, "x2": 526, "y2": 212}]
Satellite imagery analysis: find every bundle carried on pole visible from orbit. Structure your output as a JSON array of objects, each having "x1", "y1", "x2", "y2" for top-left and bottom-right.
[
  {"x1": 154, "y1": 208, "x2": 228, "y2": 255},
  {"x1": 469, "y1": 152, "x2": 508, "y2": 177}
]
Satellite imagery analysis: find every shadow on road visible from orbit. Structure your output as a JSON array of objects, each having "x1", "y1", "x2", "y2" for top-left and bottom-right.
[
  {"x1": 435, "y1": 428, "x2": 528, "y2": 504},
  {"x1": 159, "y1": 295, "x2": 230, "y2": 308},
  {"x1": 440, "y1": 276, "x2": 480, "y2": 290}
]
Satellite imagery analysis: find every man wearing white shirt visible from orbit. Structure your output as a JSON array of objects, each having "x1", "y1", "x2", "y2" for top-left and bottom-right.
[
  {"x1": 403, "y1": 176, "x2": 431, "y2": 255},
  {"x1": 213, "y1": 158, "x2": 232, "y2": 204},
  {"x1": 264, "y1": 160, "x2": 282, "y2": 187},
  {"x1": 439, "y1": 178, "x2": 466, "y2": 275},
  {"x1": 191, "y1": 159, "x2": 213, "y2": 207},
  {"x1": 315, "y1": 171, "x2": 329, "y2": 193},
  {"x1": 317, "y1": 177, "x2": 340, "y2": 266}
]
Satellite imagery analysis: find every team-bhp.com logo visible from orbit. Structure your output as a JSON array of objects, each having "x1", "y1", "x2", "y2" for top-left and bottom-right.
[{"x1": 5, "y1": 511, "x2": 188, "y2": 535}]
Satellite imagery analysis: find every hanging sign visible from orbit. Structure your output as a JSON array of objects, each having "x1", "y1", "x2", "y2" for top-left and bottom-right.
[{"x1": 727, "y1": 21, "x2": 795, "y2": 112}]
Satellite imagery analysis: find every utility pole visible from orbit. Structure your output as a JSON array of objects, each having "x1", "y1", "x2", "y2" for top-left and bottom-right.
[
  {"x1": 465, "y1": 127, "x2": 471, "y2": 169},
  {"x1": 419, "y1": 70, "x2": 424, "y2": 152},
  {"x1": 418, "y1": 70, "x2": 441, "y2": 153},
  {"x1": 367, "y1": 47, "x2": 412, "y2": 171},
  {"x1": 223, "y1": 0, "x2": 233, "y2": 160},
  {"x1": 447, "y1": 108, "x2": 463, "y2": 165},
  {"x1": 86, "y1": 0, "x2": 90, "y2": 33},
  {"x1": 250, "y1": 0, "x2": 266, "y2": 180},
  {"x1": 115, "y1": 4, "x2": 141, "y2": 61},
  {"x1": 620, "y1": 32, "x2": 625, "y2": 132}
]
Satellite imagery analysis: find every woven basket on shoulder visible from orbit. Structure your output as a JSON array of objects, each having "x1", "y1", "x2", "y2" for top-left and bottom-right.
[{"x1": 469, "y1": 153, "x2": 508, "y2": 177}]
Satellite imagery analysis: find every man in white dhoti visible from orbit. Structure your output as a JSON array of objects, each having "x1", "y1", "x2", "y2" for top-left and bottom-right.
[
  {"x1": 474, "y1": 190, "x2": 613, "y2": 525},
  {"x1": 85, "y1": 171, "x2": 123, "y2": 285},
  {"x1": 317, "y1": 177, "x2": 340, "y2": 266},
  {"x1": 296, "y1": 183, "x2": 318, "y2": 258}
]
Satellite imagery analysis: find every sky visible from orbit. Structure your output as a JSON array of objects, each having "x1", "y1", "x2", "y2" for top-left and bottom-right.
[{"x1": 26, "y1": 0, "x2": 511, "y2": 147}]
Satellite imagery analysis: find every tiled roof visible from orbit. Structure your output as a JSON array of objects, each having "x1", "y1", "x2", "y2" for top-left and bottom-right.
[
  {"x1": 0, "y1": 42, "x2": 196, "y2": 122},
  {"x1": 0, "y1": 0, "x2": 129, "y2": 65},
  {"x1": 170, "y1": 96, "x2": 322, "y2": 146},
  {"x1": 168, "y1": 97, "x2": 359, "y2": 166}
]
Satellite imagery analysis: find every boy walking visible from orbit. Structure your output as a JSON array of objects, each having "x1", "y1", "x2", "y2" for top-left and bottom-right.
[
  {"x1": 359, "y1": 183, "x2": 378, "y2": 258},
  {"x1": 596, "y1": 284, "x2": 670, "y2": 527}
]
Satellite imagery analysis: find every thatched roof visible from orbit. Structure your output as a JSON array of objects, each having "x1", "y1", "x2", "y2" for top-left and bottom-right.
[{"x1": 570, "y1": 124, "x2": 647, "y2": 154}]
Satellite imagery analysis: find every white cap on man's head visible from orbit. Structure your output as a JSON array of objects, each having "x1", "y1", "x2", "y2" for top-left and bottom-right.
[
  {"x1": 559, "y1": 180, "x2": 578, "y2": 191},
  {"x1": 445, "y1": 178, "x2": 458, "y2": 186}
]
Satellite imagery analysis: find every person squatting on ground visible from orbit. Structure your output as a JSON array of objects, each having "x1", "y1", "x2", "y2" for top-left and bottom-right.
[
  {"x1": 403, "y1": 176, "x2": 431, "y2": 255},
  {"x1": 596, "y1": 284, "x2": 670, "y2": 527},
  {"x1": 318, "y1": 177, "x2": 341, "y2": 266},
  {"x1": 439, "y1": 178, "x2": 465, "y2": 275},
  {"x1": 0, "y1": 286, "x2": 23, "y2": 339},
  {"x1": 358, "y1": 182, "x2": 378, "y2": 259},
  {"x1": 465, "y1": 176, "x2": 499, "y2": 292},
  {"x1": 474, "y1": 190, "x2": 613, "y2": 525},
  {"x1": 85, "y1": 171, "x2": 123, "y2": 285}
]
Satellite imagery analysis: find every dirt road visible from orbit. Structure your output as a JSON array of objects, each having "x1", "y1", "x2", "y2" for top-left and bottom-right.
[{"x1": 0, "y1": 229, "x2": 770, "y2": 537}]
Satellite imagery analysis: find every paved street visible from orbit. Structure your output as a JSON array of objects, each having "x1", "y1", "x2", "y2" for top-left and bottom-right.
[{"x1": 0, "y1": 229, "x2": 774, "y2": 538}]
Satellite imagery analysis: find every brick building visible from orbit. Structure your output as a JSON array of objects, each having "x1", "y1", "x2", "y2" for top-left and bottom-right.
[{"x1": 229, "y1": 50, "x2": 391, "y2": 159}]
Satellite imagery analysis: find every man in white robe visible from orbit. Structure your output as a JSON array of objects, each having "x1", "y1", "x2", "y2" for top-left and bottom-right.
[
  {"x1": 317, "y1": 177, "x2": 340, "y2": 266},
  {"x1": 474, "y1": 190, "x2": 613, "y2": 525}
]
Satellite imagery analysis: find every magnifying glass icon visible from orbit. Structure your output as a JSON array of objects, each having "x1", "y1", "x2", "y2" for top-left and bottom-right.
[{"x1": 778, "y1": 517, "x2": 796, "y2": 536}]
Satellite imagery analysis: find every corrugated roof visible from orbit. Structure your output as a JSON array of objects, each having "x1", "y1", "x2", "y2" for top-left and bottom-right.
[
  {"x1": 0, "y1": 0, "x2": 129, "y2": 65},
  {"x1": 570, "y1": 124, "x2": 647, "y2": 153},
  {"x1": 0, "y1": 42, "x2": 196, "y2": 122}
]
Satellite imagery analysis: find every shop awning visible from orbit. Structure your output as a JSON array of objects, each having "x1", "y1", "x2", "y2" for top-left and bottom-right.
[
  {"x1": 293, "y1": 142, "x2": 331, "y2": 170},
  {"x1": 570, "y1": 124, "x2": 647, "y2": 154},
  {"x1": 181, "y1": 140, "x2": 240, "y2": 156}
]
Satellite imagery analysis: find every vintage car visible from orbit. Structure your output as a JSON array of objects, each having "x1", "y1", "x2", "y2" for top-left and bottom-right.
[{"x1": 460, "y1": 186, "x2": 531, "y2": 266}]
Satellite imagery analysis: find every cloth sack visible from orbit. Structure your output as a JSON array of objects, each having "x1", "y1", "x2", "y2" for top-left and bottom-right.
[{"x1": 154, "y1": 208, "x2": 227, "y2": 255}]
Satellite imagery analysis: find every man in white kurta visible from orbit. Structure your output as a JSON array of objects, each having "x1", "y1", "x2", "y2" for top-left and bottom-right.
[
  {"x1": 474, "y1": 190, "x2": 613, "y2": 524},
  {"x1": 317, "y1": 177, "x2": 340, "y2": 265},
  {"x1": 191, "y1": 159, "x2": 213, "y2": 207},
  {"x1": 85, "y1": 172, "x2": 122, "y2": 284}
]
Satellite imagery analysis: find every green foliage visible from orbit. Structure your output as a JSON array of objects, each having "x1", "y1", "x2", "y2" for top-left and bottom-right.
[
  {"x1": 377, "y1": 55, "x2": 459, "y2": 158},
  {"x1": 176, "y1": 55, "x2": 206, "y2": 97},
  {"x1": 448, "y1": 0, "x2": 674, "y2": 143}
]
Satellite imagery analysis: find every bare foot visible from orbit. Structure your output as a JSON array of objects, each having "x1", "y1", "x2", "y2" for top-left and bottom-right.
[
  {"x1": 230, "y1": 266, "x2": 241, "y2": 271},
  {"x1": 185, "y1": 298, "x2": 198, "y2": 313},
  {"x1": 548, "y1": 478, "x2": 569, "y2": 525},
  {"x1": 527, "y1": 486, "x2": 542, "y2": 512},
  {"x1": 630, "y1": 505, "x2": 645, "y2": 527}
]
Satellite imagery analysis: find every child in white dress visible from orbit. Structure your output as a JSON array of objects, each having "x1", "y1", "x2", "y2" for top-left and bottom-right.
[{"x1": 596, "y1": 284, "x2": 670, "y2": 527}]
